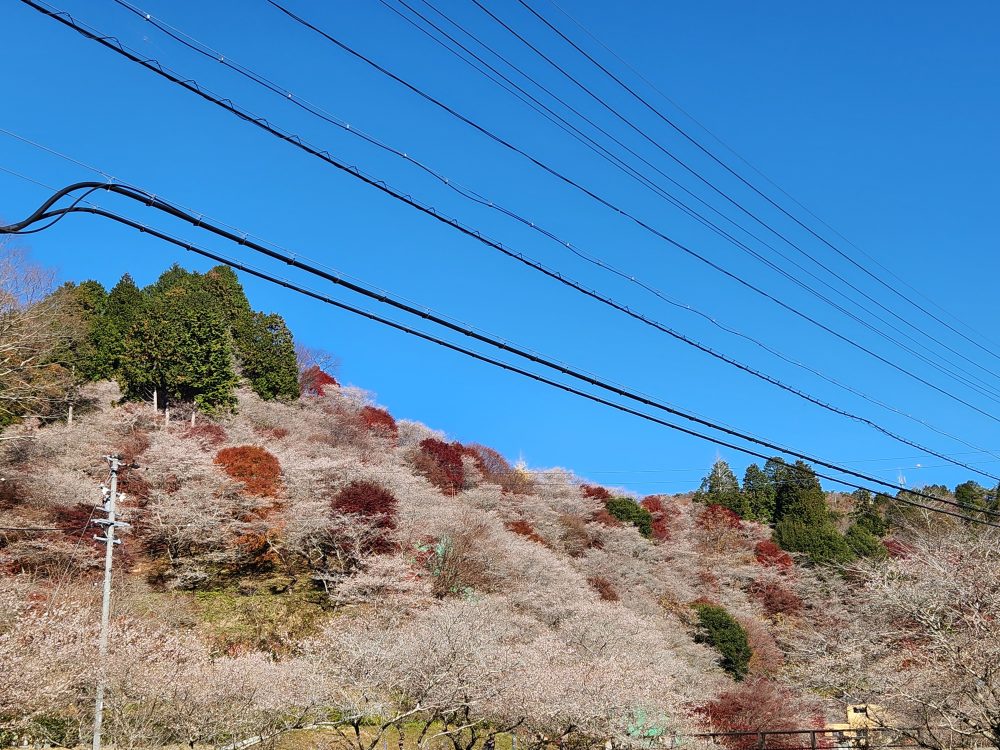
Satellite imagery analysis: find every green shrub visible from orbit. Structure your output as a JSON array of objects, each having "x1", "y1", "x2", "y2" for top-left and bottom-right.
[
  {"x1": 773, "y1": 519, "x2": 855, "y2": 565},
  {"x1": 605, "y1": 497, "x2": 653, "y2": 538},
  {"x1": 845, "y1": 523, "x2": 887, "y2": 559},
  {"x1": 693, "y1": 603, "x2": 752, "y2": 681}
]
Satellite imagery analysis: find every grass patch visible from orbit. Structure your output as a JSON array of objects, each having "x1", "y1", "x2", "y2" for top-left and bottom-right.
[{"x1": 193, "y1": 576, "x2": 330, "y2": 654}]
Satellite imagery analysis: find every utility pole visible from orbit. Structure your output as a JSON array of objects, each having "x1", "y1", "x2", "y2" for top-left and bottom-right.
[{"x1": 92, "y1": 454, "x2": 132, "y2": 750}]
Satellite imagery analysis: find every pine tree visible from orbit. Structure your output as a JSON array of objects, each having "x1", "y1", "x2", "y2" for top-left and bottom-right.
[
  {"x1": 772, "y1": 460, "x2": 854, "y2": 565},
  {"x1": 741, "y1": 463, "x2": 776, "y2": 522},
  {"x1": 234, "y1": 311, "x2": 299, "y2": 400},
  {"x1": 955, "y1": 481, "x2": 987, "y2": 517},
  {"x1": 116, "y1": 282, "x2": 238, "y2": 411},
  {"x1": 694, "y1": 459, "x2": 749, "y2": 517},
  {"x1": 94, "y1": 273, "x2": 145, "y2": 379}
]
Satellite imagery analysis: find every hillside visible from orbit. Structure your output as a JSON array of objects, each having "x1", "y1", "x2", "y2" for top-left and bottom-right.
[{"x1": 1, "y1": 261, "x2": 998, "y2": 750}]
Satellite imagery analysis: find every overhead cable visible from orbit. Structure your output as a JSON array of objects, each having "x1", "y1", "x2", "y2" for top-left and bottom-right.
[
  {"x1": 21, "y1": 0, "x2": 1000, "y2": 433},
  {"x1": 514, "y1": 0, "x2": 1000, "y2": 368},
  {"x1": 2, "y1": 179, "x2": 997, "y2": 521}
]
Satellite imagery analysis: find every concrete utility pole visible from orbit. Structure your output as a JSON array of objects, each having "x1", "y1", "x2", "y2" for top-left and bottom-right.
[{"x1": 92, "y1": 455, "x2": 132, "y2": 750}]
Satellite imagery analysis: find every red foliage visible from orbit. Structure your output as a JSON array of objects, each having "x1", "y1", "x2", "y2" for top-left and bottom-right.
[
  {"x1": 698, "y1": 504, "x2": 743, "y2": 531},
  {"x1": 588, "y1": 575, "x2": 620, "y2": 602},
  {"x1": 416, "y1": 438, "x2": 466, "y2": 495},
  {"x1": 183, "y1": 422, "x2": 228, "y2": 449},
  {"x1": 640, "y1": 495, "x2": 666, "y2": 513},
  {"x1": 884, "y1": 538, "x2": 913, "y2": 559},
  {"x1": 750, "y1": 579, "x2": 803, "y2": 617},
  {"x1": 641, "y1": 495, "x2": 673, "y2": 541},
  {"x1": 581, "y1": 484, "x2": 612, "y2": 501},
  {"x1": 591, "y1": 508, "x2": 623, "y2": 527},
  {"x1": 698, "y1": 678, "x2": 826, "y2": 750},
  {"x1": 331, "y1": 481, "x2": 398, "y2": 553},
  {"x1": 505, "y1": 519, "x2": 546, "y2": 545},
  {"x1": 754, "y1": 540, "x2": 794, "y2": 570},
  {"x1": 214, "y1": 446, "x2": 282, "y2": 497},
  {"x1": 359, "y1": 406, "x2": 398, "y2": 440},
  {"x1": 255, "y1": 426, "x2": 289, "y2": 440},
  {"x1": 50, "y1": 503, "x2": 102, "y2": 554},
  {"x1": 299, "y1": 365, "x2": 339, "y2": 397}
]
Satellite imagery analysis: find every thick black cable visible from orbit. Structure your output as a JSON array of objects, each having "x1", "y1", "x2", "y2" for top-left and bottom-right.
[
  {"x1": 3, "y1": 182, "x2": 996, "y2": 522},
  {"x1": 7, "y1": 174, "x2": 1000, "y2": 481},
  {"x1": 4, "y1": 204, "x2": 995, "y2": 527},
  {"x1": 256, "y1": 0, "x2": 1000, "y2": 409},
  {"x1": 513, "y1": 0, "x2": 1000, "y2": 370},
  {"x1": 468, "y1": 0, "x2": 1000, "y2": 385},
  {"x1": 17, "y1": 3, "x2": 1000, "y2": 434},
  {"x1": 380, "y1": 0, "x2": 1000, "y2": 402},
  {"x1": 545, "y1": 0, "x2": 1000, "y2": 353},
  {"x1": 91, "y1": 5, "x2": 1000, "y2": 462}
]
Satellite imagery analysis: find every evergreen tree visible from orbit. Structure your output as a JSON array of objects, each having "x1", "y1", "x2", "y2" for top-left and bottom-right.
[
  {"x1": 773, "y1": 460, "x2": 830, "y2": 526},
  {"x1": 771, "y1": 460, "x2": 855, "y2": 565},
  {"x1": 44, "y1": 280, "x2": 106, "y2": 380},
  {"x1": 955, "y1": 480, "x2": 987, "y2": 516},
  {"x1": 694, "y1": 459, "x2": 749, "y2": 517},
  {"x1": 845, "y1": 523, "x2": 887, "y2": 559},
  {"x1": 850, "y1": 488, "x2": 889, "y2": 537},
  {"x1": 234, "y1": 311, "x2": 299, "y2": 400},
  {"x1": 741, "y1": 463, "x2": 776, "y2": 522},
  {"x1": 775, "y1": 519, "x2": 855, "y2": 565},
  {"x1": 94, "y1": 273, "x2": 145, "y2": 379},
  {"x1": 116, "y1": 283, "x2": 238, "y2": 411}
]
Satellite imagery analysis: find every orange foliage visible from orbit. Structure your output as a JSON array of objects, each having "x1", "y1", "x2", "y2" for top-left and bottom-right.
[
  {"x1": 214, "y1": 446, "x2": 282, "y2": 497},
  {"x1": 581, "y1": 484, "x2": 612, "y2": 501},
  {"x1": 588, "y1": 575, "x2": 620, "y2": 602},
  {"x1": 299, "y1": 365, "x2": 339, "y2": 396},
  {"x1": 754, "y1": 540, "x2": 793, "y2": 570},
  {"x1": 505, "y1": 519, "x2": 546, "y2": 545}
]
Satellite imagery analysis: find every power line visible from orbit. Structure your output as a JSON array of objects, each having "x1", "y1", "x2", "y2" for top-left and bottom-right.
[
  {"x1": 514, "y1": 0, "x2": 1000, "y2": 369},
  {"x1": 2, "y1": 181, "x2": 996, "y2": 524},
  {"x1": 457, "y1": 0, "x2": 1000, "y2": 391},
  {"x1": 376, "y1": 0, "x2": 1000, "y2": 403},
  {"x1": 0, "y1": 526, "x2": 71, "y2": 532},
  {"x1": 255, "y1": 0, "x2": 1000, "y2": 411},
  {"x1": 89, "y1": 6, "x2": 1000, "y2": 462},
  {"x1": 21, "y1": 0, "x2": 1000, "y2": 439}
]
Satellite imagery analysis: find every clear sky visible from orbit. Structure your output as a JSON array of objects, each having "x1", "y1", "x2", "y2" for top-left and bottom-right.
[{"x1": 1, "y1": 0, "x2": 998, "y2": 496}]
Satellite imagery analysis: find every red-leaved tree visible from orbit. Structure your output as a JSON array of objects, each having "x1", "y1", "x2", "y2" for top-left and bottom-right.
[
  {"x1": 214, "y1": 446, "x2": 282, "y2": 497},
  {"x1": 415, "y1": 438, "x2": 465, "y2": 495},
  {"x1": 359, "y1": 406, "x2": 398, "y2": 441}
]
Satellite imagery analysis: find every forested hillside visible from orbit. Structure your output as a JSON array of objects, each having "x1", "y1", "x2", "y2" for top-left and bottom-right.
[{"x1": 2, "y1": 256, "x2": 999, "y2": 750}]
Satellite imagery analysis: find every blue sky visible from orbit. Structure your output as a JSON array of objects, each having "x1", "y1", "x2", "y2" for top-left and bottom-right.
[{"x1": 1, "y1": 0, "x2": 998, "y2": 496}]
